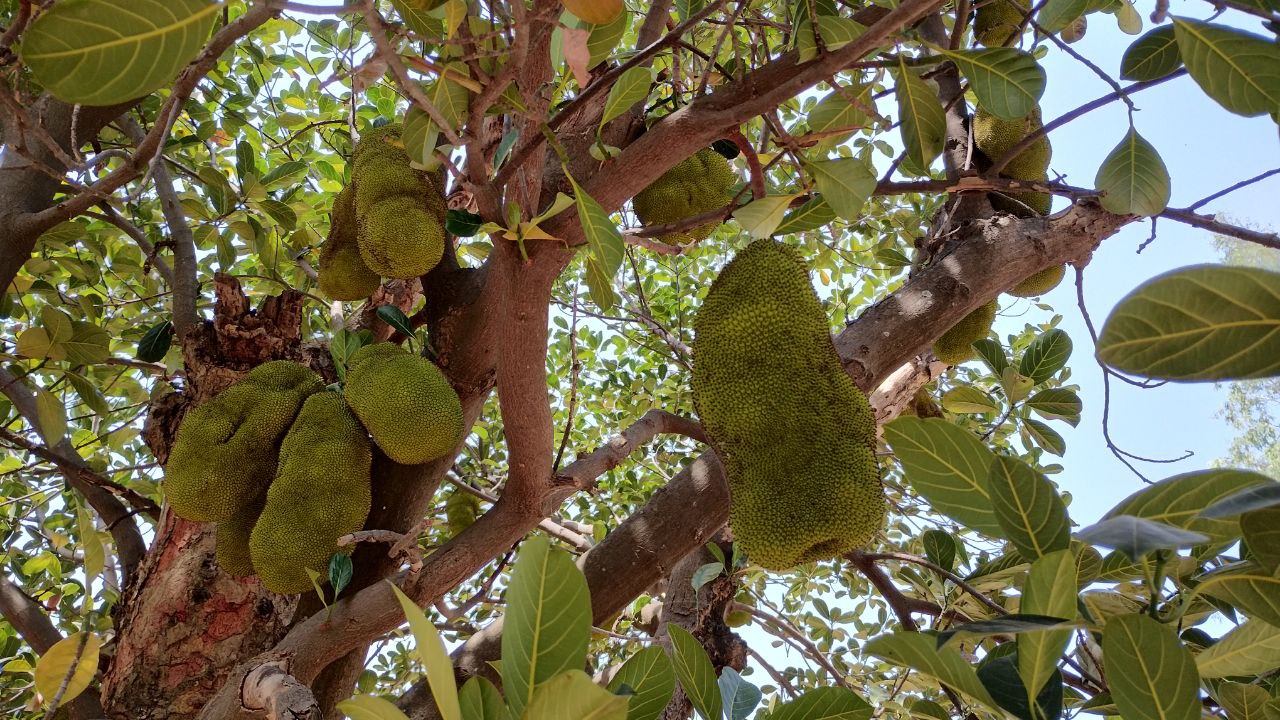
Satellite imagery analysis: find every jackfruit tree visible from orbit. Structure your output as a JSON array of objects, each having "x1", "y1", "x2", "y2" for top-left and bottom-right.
[{"x1": 3, "y1": 0, "x2": 1279, "y2": 719}]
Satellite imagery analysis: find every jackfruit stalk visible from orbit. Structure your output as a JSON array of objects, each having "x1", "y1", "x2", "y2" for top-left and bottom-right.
[
  {"x1": 692, "y1": 240, "x2": 885, "y2": 570},
  {"x1": 350, "y1": 125, "x2": 448, "y2": 279},
  {"x1": 932, "y1": 300, "x2": 998, "y2": 365},
  {"x1": 632, "y1": 148, "x2": 738, "y2": 245},
  {"x1": 249, "y1": 391, "x2": 373, "y2": 594},
  {"x1": 164, "y1": 361, "x2": 324, "y2": 522},
  {"x1": 974, "y1": 0, "x2": 1029, "y2": 46},
  {"x1": 344, "y1": 343, "x2": 463, "y2": 465},
  {"x1": 318, "y1": 186, "x2": 381, "y2": 300}
]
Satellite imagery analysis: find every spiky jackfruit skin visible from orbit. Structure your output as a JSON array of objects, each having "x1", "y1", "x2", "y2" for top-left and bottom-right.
[
  {"x1": 249, "y1": 392, "x2": 373, "y2": 594},
  {"x1": 215, "y1": 493, "x2": 264, "y2": 577},
  {"x1": 444, "y1": 488, "x2": 481, "y2": 536},
  {"x1": 319, "y1": 186, "x2": 381, "y2": 300},
  {"x1": 344, "y1": 343, "x2": 463, "y2": 465},
  {"x1": 973, "y1": 108, "x2": 1051, "y2": 180},
  {"x1": 164, "y1": 362, "x2": 324, "y2": 523},
  {"x1": 1009, "y1": 265, "x2": 1066, "y2": 297},
  {"x1": 974, "y1": 0, "x2": 1029, "y2": 46},
  {"x1": 692, "y1": 240, "x2": 885, "y2": 571},
  {"x1": 990, "y1": 186, "x2": 1053, "y2": 217},
  {"x1": 632, "y1": 148, "x2": 738, "y2": 245},
  {"x1": 932, "y1": 300, "x2": 998, "y2": 365},
  {"x1": 350, "y1": 126, "x2": 447, "y2": 279}
]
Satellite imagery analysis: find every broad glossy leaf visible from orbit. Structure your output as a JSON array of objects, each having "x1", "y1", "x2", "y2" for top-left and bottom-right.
[
  {"x1": 1104, "y1": 469, "x2": 1273, "y2": 542},
  {"x1": 977, "y1": 656, "x2": 1063, "y2": 720},
  {"x1": 607, "y1": 646, "x2": 674, "y2": 720},
  {"x1": 337, "y1": 695, "x2": 412, "y2": 720},
  {"x1": 1120, "y1": 26, "x2": 1183, "y2": 81},
  {"x1": 34, "y1": 633, "x2": 101, "y2": 705},
  {"x1": 65, "y1": 321, "x2": 110, "y2": 365},
  {"x1": 457, "y1": 677, "x2": 507, "y2": 720},
  {"x1": 717, "y1": 668, "x2": 761, "y2": 720},
  {"x1": 807, "y1": 86, "x2": 876, "y2": 141},
  {"x1": 390, "y1": 584, "x2": 460, "y2": 720},
  {"x1": 501, "y1": 536, "x2": 592, "y2": 719},
  {"x1": 1019, "y1": 550, "x2": 1077, "y2": 705},
  {"x1": 1173, "y1": 18, "x2": 1280, "y2": 117},
  {"x1": 1194, "y1": 563, "x2": 1280, "y2": 627},
  {"x1": 392, "y1": 0, "x2": 443, "y2": 36},
  {"x1": 893, "y1": 60, "x2": 946, "y2": 173},
  {"x1": 523, "y1": 669, "x2": 628, "y2": 720},
  {"x1": 1023, "y1": 418, "x2": 1066, "y2": 456},
  {"x1": 943, "y1": 49, "x2": 1046, "y2": 120},
  {"x1": 600, "y1": 67, "x2": 653, "y2": 131},
  {"x1": 1037, "y1": 0, "x2": 1089, "y2": 33},
  {"x1": 989, "y1": 455, "x2": 1071, "y2": 559},
  {"x1": 884, "y1": 417, "x2": 1003, "y2": 535},
  {"x1": 1075, "y1": 516, "x2": 1209, "y2": 559},
  {"x1": 733, "y1": 195, "x2": 799, "y2": 239},
  {"x1": 796, "y1": 17, "x2": 866, "y2": 62},
  {"x1": 775, "y1": 196, "x2": 837, "y2": 235},
  {"x1": 21, "y1": 0, "x2": 221, "y2": 106},
  {"x1": 922, "y1": 529, "x2": 959, "y2": 571},
  {"x1": 1200, "y1": 483, "x2": 1280, "y2": 518},
  {"x1": 973, "y1": 338, "x2": 1010, "y2": 375},
  {"x1": 569, "y1": 174, "x2": 624, "y2": 311},
  {"x1": 936, "y1": 614, "x2": 1076, "y2": 647},
  {"x1": 1242, "y1": 506, "x2": 1280, "y2": 572},
  {"x1": 1019, "y1": 329, "x2": 1072, "y2": 383},
  {"x1": 563, "y1": 0, "x2": 623, "y2": 25},
  {"x1": 1098, "y1": 265, "x2": 1280, "y2": 381},
  {"x1": 65, "y1": 371, "x2": 108, "y2": 416},
  {"x1": 808, "y1": 158, "x2": 876, "y2": 220},
  {"x1": 1195, "y1": 620, "x2": 1280, "y2": 678},
  {"x1": 1025, "y1": 388, "x2": 1082, "y2": 425},
  {"x1": 34, "y1": 388, "x2": 66, "y2": 446},
  {"x1": 766, "y1": 687, "x2": 873, "y2": 720},
  {"x1": 1095, "y1": 129, "x2": 1170, "y2": 216},
  {"x1": 1217, "y1": 682, "x2": 1272, "y2": 720},
  {"x1": 667, "y1": 625, "x2": 722, "y2": 720},
  {"x1": 1102, "y1": 614, "x2": 1200, "y2": 720},
  {"x1": 865, "y1": 632, "x2": 997, "y2": 708},
  {"x1": 942, "y1": 386, "x2": 999, "y2": 414}
]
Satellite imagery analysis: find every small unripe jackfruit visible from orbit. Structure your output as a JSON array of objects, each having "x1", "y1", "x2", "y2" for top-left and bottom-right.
[
  {"x1": 974, "y1": 0, "x2": 1029, "y2": 46},
  {"x1": 632, "y1": 148, "x2": 738, "y2": 245},
  {"x1": 933, "y1": 300, "x2": 998, "y2": 365},
  {"x1": 692, "y1": 240, "x2": 885, "y2": 570},
  {"x1": 444, "y1": 488, "x2": 481, "y2": 536},
  {"x1": 1009, "y1": 265, "x2": 1066, "y2": 297},
  {"x1": 318, "y1": 186, "x2": 381, "y2": 300},
  {"x1": 973, "y1": 108, "x2": 1050, "y2": 180},
  {"x1": 344, "y1": 343, "x2": 463, "y2": 465},
  {"x1": 249, "y1": 392, "x2": 373, "y2": 594},
  {"x1": 350, "y1": 126, "x2": 448, "y2": 279},
  {"x1": 165, "y1": 361, "x2": 324, "y2": 523}
]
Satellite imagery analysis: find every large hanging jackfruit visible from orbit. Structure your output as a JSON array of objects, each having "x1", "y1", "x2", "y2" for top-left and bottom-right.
[
  {"x1": 164, "y1": 361, "x2": 323, "y2": 523},
  {"x1": 692, "y1": 240, "x2": 885, "y2": 570},
  {"x1": 318, "y1": 186, "x2": 381, "y2": 300},
  {"x1": 249, "y1": 391, "x2": 373, "y2": 594},
  {"x1": 974, "y1": 0, "x2": 1029, "y2": 47},
  {"x1": 632, "y1": 148, "x2": 738, "y2": 245},
  {"x1": 932, "y1": 300, "x2": 998, "y2": 365},
  {"x1": 350, "y1": 125, "x2": 448, "y2": 279},
  {"x1": 344, "y1": 343, "x2": 463, "y2": 465}
]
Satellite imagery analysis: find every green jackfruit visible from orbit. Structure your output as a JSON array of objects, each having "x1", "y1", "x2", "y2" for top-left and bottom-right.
[
  {"x1": 932, "y1": 300, "x2": 998, "y2": 365},
  {"x1": 249, "y1": 392, "x2": 373, "y2": 594},
  {"x1": 444, "y1": 488, "x2": 481, "y2": 536},
  {"x1": 318, "y1": 186, "x2": 381, "y2": 300},
  {"x1": 215, "y1": 492, "x2": 264, "y2": 577},
  {"x1": 973, "y1": 108, "x2": 1051, "y2": 180},
  {"x1": 1009, "y1": 265, "x2": 1066, "y2": 297},
  {"x1": 344, "y1": 343, "x2": 463, "y2": 465},
  {"x1": 974, "y1": 0, "x2": 1028, "y2": 46},
  {"x1": 990, "y1": 173, "x2": 1052, "y2": 217},
  {"x1": 165, "y1": 361, "x2": 324, "y2": 523},
  {"x1": 350, "y1": 126, "x2": 447, "y2": 279},
  {"x1": 692, "y1": 240, "x2": 884, "y2": 570},
  {"x1": 632, "y1": 148, "x2": 738, "y2": 245}
]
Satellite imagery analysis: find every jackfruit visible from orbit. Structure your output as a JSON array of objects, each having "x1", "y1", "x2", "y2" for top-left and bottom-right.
[
  {"x1": 1008, "y1": 265, "x2": 1066, "y2": 297},
  {"x1": 932, "y1": 300, "x2": 998, "y2": 365},
  {"x1": 632, "y1": 148, "x2": 738, "y2": 245},
  {"x1": 215, "y1": 493, "x2": 264, "y2": 577},
  {"x1": 974, "y1": 0, "x2": 1029, "y2": 46},
  {"x1": 444, "y1": 488, "x2": 481, "y2": 536},
  {"x1": 249, "y1": 392, "x2": 373, "y2": 594},
  {"x1": 318, "y1": 186, "x2": 381, "y2": 300},
  {"x1": 692, "y1": 240, "x2": 885, "y2": 570},
  {"x1": 164, "y1": 361, "x2": 324, "y2": 523},
  {"x1": 990, "y1": 180, "x2": 1053, "y2": 217},
  {"x1": 350, "y1": 125, "x2": 447, "y2": 279},
  {"x1": 973, "y1": 108, "x2": 1051, "y2": 180},
  {"x1": 344, "y1": 343, "x2": 463, "y2": 465}
]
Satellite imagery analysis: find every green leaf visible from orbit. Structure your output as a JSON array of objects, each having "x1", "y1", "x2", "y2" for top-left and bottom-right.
[
  {"x1": 1101, "y1": 614, "x2": 1200, "y2": 720},
  {"x1": 501, "y1": 535, "x2": 592, "y2": 719},
  {"x1": 1097, "y1": 265, "x2": 1280, "y2": 381},
  {"x1": 976, "y1": 656, "x2": 1063, "y2": 720},
  {"x1": 1094, "y1": 128, "x2": 1171, "y2": 216},
  {"x1": 65, "y1": 321, "x2": 110, "y2": 365},
  {"x1": 404, "y1": 107, "x2": 443, "y2": 168},
  {"x1": 775, "y1": 196, "x2": 837, "y2": 235},
  {"x1": 942, "y1": 49, "x2": 1046, "y2": 120},
  {"x1": 1200, "y1": 483, "x2": 1280, "y2": 518},
  {"x1": 457, "y1": 677, "x2": 508, "y2": 720},
  {"x1": 717, "y1": 668, "x2": 761, "y2": 720},
  {"x1": 523, "y1": 669, "x2": 628, "y2": 720},
  {"x1": 376, "y1": 305, "x2": 415, "y2": 338},
  {"x1": 337, "y1": 695, "x2": 412, "y2": 720},
  {"x1": 1075, "y1": 516, "x2": 1209, "y2": 559},
  {"x1": 1025, "y1": 388, "x2": 1082, "y2": 425},
  {"x1": 989, "y1": 455, "x2": 1071, "y2": 559},
  {"x1": 1193, "y1": 562, "x2": 1280, "y2": 627},
  {"x1": 34, "y1": 633, "x2": 101, "y2": 706},
  {"x1": 689, "y1": 562, "x2": 724, "y2": 591},
  {"x1": 973, "y1": 338, "x2": 1010, "y2": 375},
  {"x1": 65, "y1": 371, "x2": 109, "y2": 416},
  {"x1": 1037, "y1": 0, "x2": 1089, "y2": 33},
  {"x1": 1023, "y1": 418, "x2": 1066, "y2": 456},
  {"x1": 429, "y1": 62, "x2": 473, "y2": 132},
  {"x1": 807, "y1": 86, "x2": 876, "y2": 143},
  {"x1": 1018, "y1": 550, "x2": 1077, "y2": 706},
  {"x1": 1104, "y1": 469, "x2": 1273, "y2": 542},
  {"x1": 864, "y1": 632, "x2": 997, "y2": 708},
  {"x1": 16, "y1": 328, "x2": 61, "y2": 361},
  {"x1": 893, "y1": 59, "x2": 947, "y2": 173},
  {"x1": 883, "y1": 417, "x2": 1003, "y2": 535},
  {"x1": 796, "y1": 17, "x2": 866, "y2": 62},
  {"x1": 568, "y1": 174, "x2": 624, "y2": 312},
  {"x1": 1195, "y1": 620, "x2": 1280, "y2": 678},
  {"x1": 1120, "y1": 26, "x2": 1183, "y2": 81},
  {"x1": 1172, "y1": 18, "x2": 1280, "y2": 118},
  {"x1": 1217, "y1": 683, "x2": 1272, "y2": 720},
  {"x1": 807, "y1": 159, "x2": 876, "y2": 220},
  {"x1": 393, "y1": 0, "x2": 443, "y2": 36},
  {"x1": 1242, "y1": 506, "x2": 1280, "y2": 572},
  {"x1": 447, "y1": 209, "x2": 486, "y2": 238},
  {"x1": 76, "y1": 505, "x2": 104, "y2": 584},
  {"x1": 1018, "y1": 329, "x2": 1072, "y2": 383},
  {"x1": 765, "y1": 687, "x2": 873, "y2": 720},
  {"x1": 34, "y1": 388, "x2": 66, "y2": 447},
  {"x1": 587, "y1": 8, "x2": 629, "y2": 65},
  {"x1": 922, "y1": 529, "x2": 958, "y2": 572},
  {"x1": 936, "y1": 614, "x2": 1076, "y2": 647},
  {"x1": 666, "y1": 625, "x2": 722, "y2": 720},
  {"x1": 733, "y1": 195, "x2": 800, "y2": 239},
  {"x1": 261, "y1": 161, "x2": 309, "y2": 190},
  {"x1": 942, "y1": 386, "x2": 1000, "y2": 414},
  {"x1": 390, "y1": 584, "x2": 461, "y2": 720},
  {"x1": 599, "y1": 67, "x2": 653, "y2": 132},
  {"x1": 20, "y1": 0, "x2": 221, "y2": 106},
  {"x1": 607, "y1": 646, "x2": 674, "y2": 720},
  {"x1": 329, "y1": 553, "x2": 353, "y2": 598}
]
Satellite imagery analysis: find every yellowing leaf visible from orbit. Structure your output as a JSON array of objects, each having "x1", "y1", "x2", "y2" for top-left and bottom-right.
[
  {"x1": 563, "y1": 0, "x2": 624, "y2": 25},
  {"x1": 34, "y1": 633, "x2": 101, "y2": 706}
]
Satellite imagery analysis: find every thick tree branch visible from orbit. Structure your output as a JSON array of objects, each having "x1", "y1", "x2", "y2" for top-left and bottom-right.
[
  {"x1": 241, "y1": 661, "x2": 321, "y2": 720},
  {"x1": 550, "y1": 409, "x2": 707, "y2": 495}
]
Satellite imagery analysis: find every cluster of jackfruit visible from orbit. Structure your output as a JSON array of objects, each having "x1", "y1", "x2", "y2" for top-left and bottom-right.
[
  {"x1": 316, "y1": 124, "x2": 449, "y2": 300},
  {"x1": 692, "y1": 240, "x2": 886, "y2": 570},
  {"x1": 932, "y1": 299, "x2": 998, "y2": 365},
  {"x1": 974, "y1": 0, "x2": 1030, "y2": 46},
  {"x1": 632, "y1": 148, "x2": 739, "y2": 245},
  {"x1": 345, "y1": 343, "x2": 463, "y2": 465}
]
